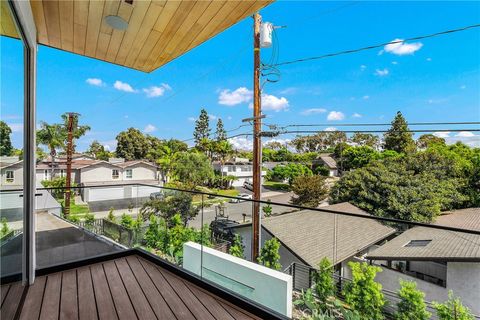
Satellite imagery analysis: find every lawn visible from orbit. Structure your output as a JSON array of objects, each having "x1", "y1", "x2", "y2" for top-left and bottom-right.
[
  {"x1": 58, "y1": 199, "x2": 90, "y2": 215},
  {"x1": 263, "y1": 181, "x2": 291, "y2": 191}
]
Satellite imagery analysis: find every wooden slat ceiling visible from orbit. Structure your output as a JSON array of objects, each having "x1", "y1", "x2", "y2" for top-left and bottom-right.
[
  {"x1": 25, "y1": 0, "x2": 274, "y2": 72},
  {"x1": 1, "y1": 0, "x2": 20, "y2": 39}
]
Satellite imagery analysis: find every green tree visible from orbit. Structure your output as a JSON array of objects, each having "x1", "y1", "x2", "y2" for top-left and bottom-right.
[
  {"x1": 86, "y1": 140, "x2": 112, "y2": 160},
  {"x1": 194, "y1": 109, "x2": 210, "y2": 146},
  {"x1": 291, "y1": 175, "x2": 328, "y2": 208},
  {"x1": 115, "y1": 128, "x2": 149, "y2": 160},
  {"x1": 229, "y1": 234, "x2": 244, "y2": 258},
  {"x1": 351, "y1": 132, "x2": 380, "y2": 148},
  {"x1": 213, "y1": 140, "x2": 233, "y2": 177},
  {"x1": 267, "y1": 163, "x2": 312, "y2": 185},
  {"x1": 120, "y1": 213, "x2": 136, "y2": 229},
  {"x1": 0, "y1": 121, "x2": 13, "y2": 156},
  {"x1": 171, "y1": 151, "x2": 214, "y2": 189},
  {"x1": 37, "y1": 122, "x2": 65, "y2": 178},
  {"x1": 343, "y1": 262, "x2": 385, "y2": 320},
  {"x1": 383, "y1": 111, "x2": 416, "y2": 154},
  {"x1": 156, "y1": 145, "x2": 175, "y2": 183},
  {"x1": 215, "y1": 118, "x2": 227, "y2": 141},
  {"x1": 60, "y1": 113, "x2": 90, "y2": 153},
  {"x1": 433, "y1": 291, "x2": 474, "y2": 320},
  {"x1": 107, "y1": 207, "x2": 116, "y2": 222},
  {"x1": 258, "y1": 238, "x2": 281, "y2": 270},
  {"x1": 164, "y1": 138, "x2": 188, "y2": 153},
  {"x1": 262, "y1": 200, "x2": 273, "y2": 217},
  {"x1": 140, "y1": 191, "x2": 200, "y2": 226},
  {"x1": 0, "y1": 218, "x2": 10, "y2": 238},
  {"x1": 314, "y1": 165, "x2": 330, "y2": 177},
  {"x1": 395, "y1": 280, "x2": 431, "y2": 320},
  {"x1": 339, "y1": 146, "x2": 379, "y2": 171},
  {"x1": 313, "y1": 257, "x2": 336, "y2": 304},
  {"x1": 416, "y1": 134, "x2": 446, "y2": 149},
  {"x1": 84, "y1": 212, "x2": 95, "y2": 226}
]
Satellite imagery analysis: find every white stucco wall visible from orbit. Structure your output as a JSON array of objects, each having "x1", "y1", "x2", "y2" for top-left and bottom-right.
[
  {"x1": 124, "y1": 164, "x2": 157, "y2": 181},
  {"x1": 183, "y1": 241, "x2": 293, "y2": 317},
  {"x1": 80, "y1": 164, "x2": 120, "y2": 183},
  {"x1": 1, "y1": 165, "x2": 23, "y2": 187}
]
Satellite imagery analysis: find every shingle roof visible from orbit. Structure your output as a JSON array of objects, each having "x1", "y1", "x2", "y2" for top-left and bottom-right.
[
  {"x1": 319, "y1": 156, "x2": 337, "y2": 169},
  {"x1": 262, "y1": 202, "x2": 395, "y2": 267},
  {"x1": 366, "y1": 207, "x2": 480, "y2": 262}
]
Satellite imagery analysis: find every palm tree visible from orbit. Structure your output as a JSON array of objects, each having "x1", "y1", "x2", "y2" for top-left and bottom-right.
[
  {"x1": 215, "y1": 140, "x2": 233, "y2": 180},
  {"x1": 60, "y1": 113, "x2": 90, "y2": 153},
  {"x1": 37, "y1": 122, "x2": 65, "y2": 179},
  {"x1": 156, "y1": 145, "x2": 175, "y2": 184}
]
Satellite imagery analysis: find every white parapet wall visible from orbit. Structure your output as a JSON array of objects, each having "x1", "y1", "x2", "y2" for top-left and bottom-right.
[{"x1": 183, "y1": 241, "x2": 292, "y2": 318}]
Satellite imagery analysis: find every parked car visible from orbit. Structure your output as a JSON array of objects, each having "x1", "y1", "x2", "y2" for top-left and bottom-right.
[
  {"x1": 149, "y1": 192, "x2": 164, "y2": 200},
  {"x1": 243, "y1": 180, "x2": 253, "y2": 191},
  {"x1": 229, "y1": 193, "x2": 253, "y2": 203}
]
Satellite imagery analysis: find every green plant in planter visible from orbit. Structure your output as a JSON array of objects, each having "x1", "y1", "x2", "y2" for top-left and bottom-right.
[
  {"x1": 395, "y1": 280, "x2": 430, "y2": 320},
  {"x1": 433, "y1": 291, "x2": 474, "y2": 320}
]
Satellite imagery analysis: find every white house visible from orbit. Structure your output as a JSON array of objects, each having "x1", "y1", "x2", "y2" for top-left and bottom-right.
[
  {"x1": 213, "y1": 159, "x2": 266, "y2": 187},
  {"x1": 313, "y1": 155, "x2": 338, "y2": 177},
  {"x1": 0, "y1": 157, "x2": 23, "y2": 187},
  {"x1": 366, "y1": 207, "x2": 480, "y2": 316}
]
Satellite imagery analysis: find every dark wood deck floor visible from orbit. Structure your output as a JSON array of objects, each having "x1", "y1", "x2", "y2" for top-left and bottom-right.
[{"x1": 1, "y1": 254, "x2": 260, "y2": 320}]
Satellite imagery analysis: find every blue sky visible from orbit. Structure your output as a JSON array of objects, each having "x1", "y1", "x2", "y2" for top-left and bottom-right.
[{"x1": 1, "y1": 1, "x2": 479, "y2": 151}]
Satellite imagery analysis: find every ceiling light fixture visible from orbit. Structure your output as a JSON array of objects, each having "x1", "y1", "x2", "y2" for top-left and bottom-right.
[{"x1": 105, "y1": 15, "x2": 128, "y2": 31}]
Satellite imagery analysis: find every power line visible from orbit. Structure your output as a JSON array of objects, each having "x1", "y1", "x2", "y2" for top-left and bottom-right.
[
  {"x1": 273, "y1": 23, "x2": 480, "y2": 67},
  {"x1": 181, "y1": 123, "x2": 253, "y2": 142},
  {"x1": 277, "y1": 129, "x2": 480, "y2": 134},
  {"x1": 264, "y1": 121, "x2": 480, "y2": 129}
]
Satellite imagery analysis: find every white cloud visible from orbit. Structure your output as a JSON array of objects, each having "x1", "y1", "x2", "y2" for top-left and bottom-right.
[
  {"x1": 455, "y1": 131, "x2": 475, "y2": 137},
  {"x1": 375, "y1": 68, "x2": 389, "y2": 76},
  {"x1": 384, "y1": 39, "x2": 423, "y2": 55},
  {"x1": 352, "y1": 113, "x2": 362, "y2": 118},
  {"x1": 7, "y1": 123, "x2": 23, "y2": 132},
  {"x1": 279, "y1": 87, "x2": 297, "y2": 95},
  {"x1": 187, "y1": 117, "x2": 196, "y2": 122},
  {"x1": 260, "y1": 94, "x2": 289, "y2": 112},
  {"x1": 227, "y1": 116, "x2": 232, "y2": 120},
  {"x1": 392, "y1": 61, "x2": 398, "y2": 65},
  {"x1": 228, "y1": 136, "x2": 253, "y2": 150},
  {"x1": 143, "y1": 124, "x2": 157, "y2": 133},
  {"x1": 86, "y1": 78, "x2": 105, "y2": 87},
  {"x1": 434, "y1": 132, "x2": 450, "y2": 138},
  {"x1": 209, "y1": 114, "x2": 217, "y2": 120},
  {"x1": 426, "y1": 57, "x2": 432, "y2": 62},
  {"x1": 101, "y1": 140, "x2": 117, "y2": 151},
  {"x1": 327, "y1": 111, "x2": 345, "y2": 121},
  {"x1": 300, "y1": 108, "x2": 327, "y2": 115},
  {"x1": 114, "y1": 80, "x2": 136, "y2": 93},
  {"x1": 2, "y1": 114, "x2": 21, "y2": 120},
  {"x1": 460, "y1": 85, "x2": 466, "y2": 90},
  {"x1": 263, "y1": 138, "x2": 291, "y2": 147},
  {"x1": 324, "y1": 127, "x2": 337, "y2": 132},
  {"x1": 363, "y1": 95, "x2": 370, "y2": 100},
  {"x1": 124, "y1": 115, "x2": 129, "y2": 119},
  {"x1": 218, "y1": 87, "x2": 253, "y2": 106},
  {"x1": 360, "y1": 65, "x2": 367, "y2": 71},
  {"x1": 142, "y1": 83, "x2": 171, "y2": 98}
]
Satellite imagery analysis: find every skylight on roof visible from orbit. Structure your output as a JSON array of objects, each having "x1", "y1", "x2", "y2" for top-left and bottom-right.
[{"x1": 404, "y1": 240, "x2": 432, "y2": 247}]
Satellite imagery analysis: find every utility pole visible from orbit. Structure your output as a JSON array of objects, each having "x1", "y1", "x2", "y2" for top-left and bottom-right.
[
  {"x1": 64, "y1": 112, "x2": 76, "y2": 217},
  {"x1": 252, "y1": 12, "x2": 262, "y2": 262}
]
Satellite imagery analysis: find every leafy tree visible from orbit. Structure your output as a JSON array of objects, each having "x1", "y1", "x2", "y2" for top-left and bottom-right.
[
  {"x1": 433, "y1": 291, "x2": 474, "y2": 320},
  {"x1": 264, "y1": 140, "x2": 283, "y2": 150},
  {"x1": 343, "y1": 262, "x2": 385, "y2": 320},
  {"x1": 213, "y1": 140, "x2": 233, "y2": 175},
  {"x1": 229, "y1": 234, "x2": 244, "y2": 258},
  {"x1": 164, "y1": 138, "x2": 188, "y2": 153},
  {"x1": 60, "y1": 113, "x2": 90, "y2": 153},
  {"x1": 120, "y1": 213, "x2": 136, "y2": 229},
  {"x1": 267, "y1": 163, "x2": 312, "y2": 185},
  {"x1": 215, "y1": 118, "x2": 227, "y2": 141},
  {"x1": 339, "y1": 146, "x2": 379, "y2": 171},
  {"x1": 107, "y1": 208, "x2": 116, "y2": 222},
  {"x1": 417, "y1": 134, "x2": 446, "y2": 149},
  {"x1": 156, "y1": 145, "x2": 175, "y2": 183},
  {"x1": 262, "y1": 200, "x2": 273, "y2": 217},
  {"x1": 67, "y1": 214, "x2": 80, "y2": 224},
  {"x1": 258, "y1": 238, "x2": 281, "y2": 270},
  {"x1": 351, "y1": 132, "x2": 380, "y2": 148},
  {"x1": 395, "y1": 280, "x2": 431, "y2": 320},
  {"x1": 291, "y1": 175, "x2": 328, "y2": 208},
  {"x1": 84, "y1": 212, "x2": 95, "y2": 226},
  {"x1": 41, "y1": 177, "x2": 74, "y2": 199},
  {"x1": 194, "y1": 109, "x2": 210, "y2": 146},
  {"x1": 86, "y1": 140, "x2": 112, "y2": 160},
  {"x1": 140, "y1": 191, "x2": 200, "y2": 226},
  {"x1": 115, "y1": 128, "x2": 150, "y2": 160},
  {"x1": 383, "y1": 111, "x2": 416, "y2": 154},
  {"x1": 314, "y1": 165, "x2": 330, "y2": 177},
  {"x1": 171, "y1": 151, "x2": 214, "y2": 189},
  {"x1": 313, "y1": 257, "x2": 336, "y2": 304},
  {"x1": 0, "y1": 121, "x2": 13, "y2": 156}
]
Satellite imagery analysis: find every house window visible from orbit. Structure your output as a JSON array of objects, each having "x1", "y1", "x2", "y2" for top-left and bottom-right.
[
  {"x1": 125, "y1": 169, "x2": 132, "y2": 179},
  {"x1": 112, "y1": 169, "x2": 119, "y2": 179},
  {"x1": 404, "y1": 240, "x2": 432, "y2": 247},
  {"x1": 6, "y1": 170, "x2": 14, "y2": 183}
]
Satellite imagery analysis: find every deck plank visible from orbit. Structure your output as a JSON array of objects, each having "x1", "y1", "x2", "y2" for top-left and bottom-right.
[
  {"x1": 19, "y1": 276, "x2": 47, "y2": 320},
  {"x1": 114, "y1": 258, "x2": 155, "y2": 320},
  {"x1": 125, "y1": 256, "x2": 175, "y2": 319},
  {"x1": 139, "y1": 257, "x2": 195, "y2": 320},
  {"x1": 39, "y1": 273, "x2": 62, "y2": 320},
  {"x1": 187, "y1": 285, "x2": 235, "y2": 320},
  {"x1": 155, "y1": 266, "x2": 216, "y2": 320},
  {"x1": 77, "y1": 266, "x2": 98, "y2": 320},
  {"x1": 1, "y1": 284, "x2": 10, "y2": 307},
  {"x1": 102, "y1": 261, "x2": 137, "y2": 320},
  {"x1": 1, "y1": 282, "x2": 25, "y2": 320},
  {"x1": 60, "y1": 269, "x2": 78, "y2": 320},
  {"x1": 91, "y1": 264, "x2": 118, "y2": 320}
]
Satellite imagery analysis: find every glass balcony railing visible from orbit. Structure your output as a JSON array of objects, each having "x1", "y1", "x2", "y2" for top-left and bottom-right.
[{"x1": 1, "y1": 183, "x2": 479, "y2": 319}]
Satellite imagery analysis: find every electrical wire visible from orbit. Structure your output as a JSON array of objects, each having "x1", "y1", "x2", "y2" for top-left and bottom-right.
[
  {"x1": 264, "y1": 121, "x2": 480, "y2": 129},
  {"x1": 273, "y1": 23, "x2": 480, "y2": 67}
]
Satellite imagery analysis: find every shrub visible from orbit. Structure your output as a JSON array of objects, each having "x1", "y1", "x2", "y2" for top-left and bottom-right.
[
  {"x1": 343, "y1": 262, "x2": 385, "y2": 320},
  {"x1": 229, "y1": 234, "x2": 244, "y2": 258},
  {"x1": 258, "y1": 238, "x2": 281, "y2": 270},
  {"x1": 433, "y1": 291, "x2": 474, "y2": 320},
  {"x1": 67, "y1": 214, "x2": 80, "y2": 224},
  {"x1": 84, "y1": 213, "x2": 95, "y2": 226},
  {"x1": 107, "y1": 207, "x2": 116, "y2": 222},
  {"x1": 313, "y1": 257, "x2": 336, "y2": 304},
  {"x1": 0, "y1": 218, "x2": 10, "y2": 237},
  {"x1": 262, "y1": 200, "x2": 273, "y2": 217},
  {"x1": 266, "y1": 163, "x2": 313, "y2": 185},
  {"x1": 315, "y1": 165, "x2": 330, "y2": 177},
  {"x1": 395, "y1": 280, "x2": 430, "y2": 320},
  {"x1": 120, "y1": 213, "x2": 135, "y2": 229}
]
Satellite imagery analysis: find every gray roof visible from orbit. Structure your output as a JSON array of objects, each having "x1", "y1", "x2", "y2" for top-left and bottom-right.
[
  {"x1": 367, "y1": 207, "x2": 480, "y2": 262},
  {"x1": 262, "y1": 202, "x2": 395, "y2": 267},
  {"x1": 319, "y1": 156, "x2": 337, "y2": 169}
]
